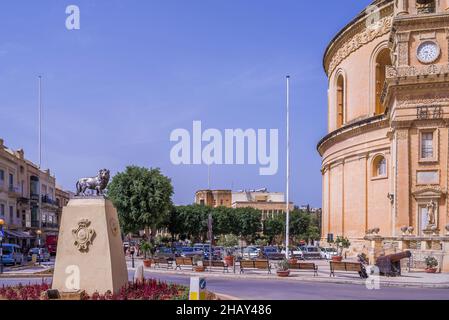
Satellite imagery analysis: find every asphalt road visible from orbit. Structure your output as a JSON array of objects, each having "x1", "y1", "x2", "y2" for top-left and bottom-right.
[
  {"x1": 138, "y1": 272, "x2": 449, "y2": 300},
  {"x1": 1, "y1": 272, "x2": 448, "y2": 300}
]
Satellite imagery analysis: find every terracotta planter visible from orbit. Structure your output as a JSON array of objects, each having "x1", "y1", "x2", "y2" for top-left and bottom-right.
[
  {"x1": 332, "y1": 256, "x2": 343, "y2": 262},
  {"x1": 426, "y1": 267, "x2": 437, "y2": 273},
  {"x1": 195, "y1": 266, "x2": 206, "y2": 272},
  {"x1": 277, "y1": 270, "x2": 290, "y2": 277},
  {"x1": 224, "y1": 256, "x2": 234, "y2": 267},
  {"x1": 143, "y1": 259, "x2": 152, "y2": 268}
]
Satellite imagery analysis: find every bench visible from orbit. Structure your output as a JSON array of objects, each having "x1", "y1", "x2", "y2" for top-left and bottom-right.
[
  {"x1": 239, "y1": 260, "x2": 271, "y2": 274},
  {"x1": 329, "y1": 261, "x2": 368, "y2": 279},
  {"x1": 175, "y1": 257, "x2": 195, "y2": 270},
  {"x1": 203, "y1": 260, "x2": 229, "y2": 273},
  {"x1": 288, "y1": 262, "x2": 318, "y2": 276},
  {"x1": 153, "y1": 257, "x2": 173, "y2": 269}
]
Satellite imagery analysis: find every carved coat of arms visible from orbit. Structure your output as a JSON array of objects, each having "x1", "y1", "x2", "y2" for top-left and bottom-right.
[{"x1": 72, "y1": 219, "x2": 96, "y2": 252}]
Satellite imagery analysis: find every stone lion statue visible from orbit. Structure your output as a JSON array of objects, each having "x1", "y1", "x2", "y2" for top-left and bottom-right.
[{"x1": 76, "y1": 169, "x2": 110, "y2": 196}]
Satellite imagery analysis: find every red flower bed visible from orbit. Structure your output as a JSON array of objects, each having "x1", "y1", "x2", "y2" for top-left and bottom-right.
[
  {"x1": 0, "y1": 280, "x2": 188, "y2": 300},
  {"x1": 0, "y1": 283, "x2": 50, "y2": 300}
]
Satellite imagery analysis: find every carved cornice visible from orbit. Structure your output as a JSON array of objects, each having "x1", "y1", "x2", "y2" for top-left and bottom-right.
[
  {"x1": 393, "y1": 13, "x2": 449, "y2": 31},
  {"x1": 324, "y1": 3, "x2": 394, "y2": 77},
  {"x1": 412, "y1": 185, "x2": 447, "y2": 200},
  {"x1": 317, "y1": 115, "x2": 389, "y2": 156},
  {"x1": 386, "y1": 64, "x2": 449, "y2": 78}
]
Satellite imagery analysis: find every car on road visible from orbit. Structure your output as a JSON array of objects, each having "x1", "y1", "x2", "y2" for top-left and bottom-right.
[
  {"x1": 301, "y1": 246, "x2": 321, "y2": 260},
  {"x1": 0, "y1": 244, "x2": 24, "y2": 265},
  {"x1": 320, "y1": 247, "x2": 338, "y2": 260},
  {"x1": 27, "y1": 247, "x2": 51, "y2": 262}
]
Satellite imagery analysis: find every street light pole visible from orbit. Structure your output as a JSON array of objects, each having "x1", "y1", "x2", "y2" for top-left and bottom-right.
[
  {"x1": 0, "y1": 219, "x2": 4, "y2": 274},
  {"x1": 285, "y1": 76, "x2": 291, "y2": 259},
  {"x1": 37, "y1": 229, "x2": 42, "y2": 265}
]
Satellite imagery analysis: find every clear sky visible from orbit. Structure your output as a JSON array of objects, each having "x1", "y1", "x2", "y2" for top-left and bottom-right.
[{"x1": 0, "y1": 0, "x2": 372, "y2": 207}]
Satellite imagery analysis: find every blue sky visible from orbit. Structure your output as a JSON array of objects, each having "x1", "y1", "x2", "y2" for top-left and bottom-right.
[{"x1": 0, "y1": 1, "x2": 371, "y2": 207}]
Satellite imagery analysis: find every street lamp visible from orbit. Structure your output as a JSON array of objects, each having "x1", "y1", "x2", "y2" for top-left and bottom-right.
[
  {"x1": 0, "y1": 219, "x2": 4, "y2": 274},
  {"x1": 130, "y1": 246, "x2": 135, "y2": 268},
  {"x1": 37, "y1": 229, "x2": 42, "y2": 265}
]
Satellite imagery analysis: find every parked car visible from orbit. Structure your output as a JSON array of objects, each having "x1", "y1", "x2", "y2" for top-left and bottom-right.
[
  {"x1": 301, "y1": 246, "x2": 322, "y2": 260},
  {"x1": 0, "y1": 244, "x2": 24, "y2": 265},
  {"x1": 180, "y1": 247, "x2": 203, "y2": 258},
  {"x1": 154, "y1": 247, "x2": 175, "y2": 260},
  {"x1": 320, "y1": 247, "x2": 338, "y2": 260},
  {"x1": 282, "y1": 248, "x2": 305, "y2": 260},
  {"x1": 261, "y1": 246, "x2": 285, "y2": 260},
  {"x1": 27, "y1": 247, "x2": 51, "y2": 262},
  {"x1": 242, "y1": 246, "x2": 260, "y2": 259}
]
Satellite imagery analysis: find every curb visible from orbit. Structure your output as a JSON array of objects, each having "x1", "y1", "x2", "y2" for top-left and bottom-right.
[
  {"x1": 138, "y1": 268, "x2": 449, "y2": 289},
  {"x1": 214, "y1": 292, "x2": 240, "y2": 300},
  {"x1": 0, "y1": 274, "x2": 52, "y2": 279}
]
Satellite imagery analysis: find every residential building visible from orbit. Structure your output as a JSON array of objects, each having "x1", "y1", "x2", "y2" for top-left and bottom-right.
[
  {"x1": 0, "y1": 138, "x2": 69, "y2": 248},
  {"x1": 195, "y1": 188, "x2": 294, "y2": 219}
]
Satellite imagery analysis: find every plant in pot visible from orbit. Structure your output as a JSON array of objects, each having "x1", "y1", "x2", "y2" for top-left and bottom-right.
[
  {"x1": 140, "y1": 241, "x2": 154, "y2": 268},
  {"x1": 332, "y1": 236, "x2": 351, "y2": 262},
  {"x1": 425, "y1": 256, "x2": 438, "y2": 273},
  {"x1": 276, "y1": 259, "x2": 290, "y2": 277}
]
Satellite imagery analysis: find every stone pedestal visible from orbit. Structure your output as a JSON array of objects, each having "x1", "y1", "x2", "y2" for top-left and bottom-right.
[{"x1": 52, "y1": 198, "x2": 128, "y2": 295}]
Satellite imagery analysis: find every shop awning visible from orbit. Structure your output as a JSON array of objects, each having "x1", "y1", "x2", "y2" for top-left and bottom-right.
[{"x1": 4, "y1": 230, "x2": 34, "y2": 239}]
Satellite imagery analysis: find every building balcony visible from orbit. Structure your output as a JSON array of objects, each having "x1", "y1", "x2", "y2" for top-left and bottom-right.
[
  {"x1": 31, "y1": 220, "x2": 40, "y2": 228},
  {"x1": 41, "y1": 195, "x2": 57, "y2": 206},
  {"x1": 30, "y1": 193, "x2": 40, "y2": 202},
  {"x1": 42, "y1": 222, "x2": 59, "y2": 230},
  {"x1": 8, "y1": 185, "x2": 21, "y2": 197}
]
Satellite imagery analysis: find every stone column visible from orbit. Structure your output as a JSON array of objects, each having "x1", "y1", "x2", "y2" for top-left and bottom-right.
[
  {"x1": 442, "y1": 240, "x2": 449, "y2": 272},
  {"x1": 395, "y1": 0, "x2": 409, "y2": 16},
  {"x1": 395, "y1": 130, "x2": 411, "y2": 235},
  {"x1": 367, "y1": 236, "x2": 383, "y2": 265}
]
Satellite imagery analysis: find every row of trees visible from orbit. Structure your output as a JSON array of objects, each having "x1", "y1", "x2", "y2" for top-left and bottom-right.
[{"x1": 107, "y1": 166, "x2": 321, "y2": 245}]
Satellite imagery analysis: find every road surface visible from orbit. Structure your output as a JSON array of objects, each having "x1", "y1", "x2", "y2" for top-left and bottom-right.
[{"x1": 1, "y1": 272, "x2": 447, "y2": 300}]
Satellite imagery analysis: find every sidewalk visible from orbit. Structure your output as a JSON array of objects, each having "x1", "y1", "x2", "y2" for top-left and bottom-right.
[
  {"x1": 127, "y1": 260, "x2": 449, "y2": 289},
  {"x1": 0, "y1": 265, "x2": 52, "y2": 278}
]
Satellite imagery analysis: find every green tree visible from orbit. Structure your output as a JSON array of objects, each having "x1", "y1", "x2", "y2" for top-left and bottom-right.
[
  {"x1": 174, "y1": 205, "x2": 210, "y2": 242},
  {"x1": 107, "y1": 166, "x2": 173, "y2": 236},
  {"x1": 234, "y1": 207, "x2": 262, "y2": 243},
  {"x1": 263, "y1": 215, "x2": 285, "y2": 244}
]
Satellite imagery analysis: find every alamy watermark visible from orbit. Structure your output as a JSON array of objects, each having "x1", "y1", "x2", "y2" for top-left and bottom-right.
[
  {"x1": 66, "y1": 5, "x2": 80, "y2": 30},
  {"x1": 170, "y1": 121, "x2": 279, "y2": 176}
]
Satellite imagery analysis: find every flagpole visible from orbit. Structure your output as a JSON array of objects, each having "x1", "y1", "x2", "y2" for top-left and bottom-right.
[
  {"x1": 285, "y1": 75, "x2": 290, "y2": 259},
  {"x1": 38, "y1": 76, "x2": 42, "y2": 169}
]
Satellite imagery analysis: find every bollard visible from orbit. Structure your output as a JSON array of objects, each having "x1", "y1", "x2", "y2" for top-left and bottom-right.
[{"x1": 189, "y1": 277, "x2": 207, "y2": 300}]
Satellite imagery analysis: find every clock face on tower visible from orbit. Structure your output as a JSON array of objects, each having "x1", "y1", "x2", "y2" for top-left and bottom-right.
[{"x1": 417, "y1": 41, "x2": 440, "y2": 64}]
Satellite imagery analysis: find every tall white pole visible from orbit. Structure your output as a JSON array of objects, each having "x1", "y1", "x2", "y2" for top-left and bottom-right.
[
  {"x1": 285, "y1": 75, "x2": 290, "y2": 259},
  {"x1": 38, "y1": 76, "x2": 42, "y2": 169},
  {"x1": 208, "y1": 165, "x2": 211, "y2": 189}
]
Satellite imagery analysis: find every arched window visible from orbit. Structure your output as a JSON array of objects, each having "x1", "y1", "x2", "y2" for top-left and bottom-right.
[
  {"x1": 372, "y1": 155, "x2": 387, "y2": 178},
  {"x1": 375, "y1": 48, "x2": 392, "y2": 115},
  {"x1": 416, "y1": 0, "x2": 436, "y2": 14},
  {"x1": 336, "y1": 75, "x2": 345, "y2": 128}
]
